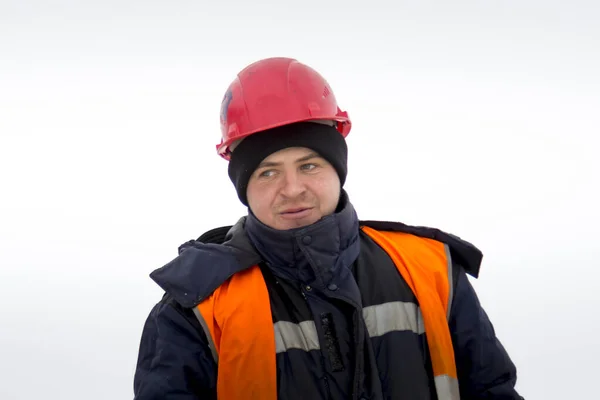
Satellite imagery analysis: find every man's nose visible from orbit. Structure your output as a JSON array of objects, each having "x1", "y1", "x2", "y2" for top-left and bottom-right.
[{"x1": 280, "y1": 170, "x2": 306, "y2": 198}]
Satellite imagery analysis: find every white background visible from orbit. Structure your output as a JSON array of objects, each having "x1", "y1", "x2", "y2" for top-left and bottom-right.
[{"x1": 1, "y1": 1, "x2": 599, "y2": 399}]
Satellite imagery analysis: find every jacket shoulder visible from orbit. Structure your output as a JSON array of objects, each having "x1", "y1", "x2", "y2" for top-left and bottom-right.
[
  {"x1": 149, "y1": 223, "x2": 261, "y2": 308},
  {"x1": 359, "y1": 220, "x2": 482, "y2": 278}
]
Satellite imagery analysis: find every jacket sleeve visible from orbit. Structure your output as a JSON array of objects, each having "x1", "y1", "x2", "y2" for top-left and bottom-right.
[
  {"x1": 133, "y1": 295, "x2": 217, "y2": 400},
  {"x1": 449, "y1": 267, "x2": 524, "y2": 399}
]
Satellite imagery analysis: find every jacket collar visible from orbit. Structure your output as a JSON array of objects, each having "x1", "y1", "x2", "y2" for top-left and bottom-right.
[
  {"x1": 244, "y1": 190, "x2": 361, "y2": 289},
  {"x1": 149, "y1": 191, "x2": 361, "y2": 307}
]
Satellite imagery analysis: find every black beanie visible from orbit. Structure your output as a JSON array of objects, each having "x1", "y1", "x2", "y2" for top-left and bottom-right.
[{"x1": 228, "y1": 122, "x2": 348, "y2": 206}]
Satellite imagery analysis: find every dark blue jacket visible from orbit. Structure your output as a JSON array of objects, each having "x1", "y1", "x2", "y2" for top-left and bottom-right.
[{"x1": 133, "y1": 194, "x2": 523, "y2": 399}]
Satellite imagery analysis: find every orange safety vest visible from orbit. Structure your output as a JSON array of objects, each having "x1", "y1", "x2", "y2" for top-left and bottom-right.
[{"x1": 194, "y1": 226, "x2": 460, "y2": 400}]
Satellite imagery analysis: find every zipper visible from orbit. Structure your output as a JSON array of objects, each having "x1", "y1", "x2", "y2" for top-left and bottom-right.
[
  {"x1": 352, "y1": 308, "x2": 364, "y2": 400},
  {"x1": 321, "y1": 355, "x2": 332, "y2": 400},
  {"x1": 301, "y1": 285, "x2": 332, "y2": 400}
]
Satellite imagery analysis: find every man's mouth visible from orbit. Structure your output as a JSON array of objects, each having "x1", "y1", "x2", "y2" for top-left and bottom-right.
[
  {"x1": 282, "y1": 208, "x2": 310, "y2": 214},
  {"x1": 279, "y1": 207, "x2": 314, "y2": 219}
]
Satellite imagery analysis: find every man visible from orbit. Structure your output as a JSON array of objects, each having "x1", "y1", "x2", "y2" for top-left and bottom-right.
[{"x1": 133, "y1": 57, "x2": 523, "y2": 399}]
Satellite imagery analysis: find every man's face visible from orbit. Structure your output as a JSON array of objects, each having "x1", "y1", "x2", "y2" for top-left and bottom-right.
[{"x1": 246, "y1": 146, "x2": 341, "y2": 230}]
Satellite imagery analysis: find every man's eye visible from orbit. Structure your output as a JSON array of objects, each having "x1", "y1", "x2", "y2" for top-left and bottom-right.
[
  {"x1": 301, "y1": 163, "x2": 317, "y2": 171},
  {"x1": 259, "y1": 170, "x2": 275, "y2": 177}
]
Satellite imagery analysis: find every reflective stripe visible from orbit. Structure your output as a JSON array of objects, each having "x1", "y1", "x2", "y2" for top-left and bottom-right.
[
  {"x1": 273, "y1": 301, "x2": 425, "y2": 354},
  {"x1": 444, "y1": 244, "x2": 453, "y2": 321},
  {"x1": 363, "y1": 301, "x2": 425, "y2": 337},
  {"x1": 193, "y1": 307, "x2": 219, "y2": 363},
  {"x1": 434, "y1": 374, "x2": 461, "y2": 400},
  {"x1": 274, "y1": 320, "x2": 320, "y2": 353}
]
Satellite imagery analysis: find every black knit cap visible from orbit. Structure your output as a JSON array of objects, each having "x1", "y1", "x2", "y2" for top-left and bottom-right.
[{"x1": 228, "y1": 122, "x2": 348, "y2": 206}]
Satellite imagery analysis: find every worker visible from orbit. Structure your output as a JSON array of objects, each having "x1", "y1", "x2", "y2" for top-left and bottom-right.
[{"x1": 133, "y1": 57, "x2": 524, "y2": 400}]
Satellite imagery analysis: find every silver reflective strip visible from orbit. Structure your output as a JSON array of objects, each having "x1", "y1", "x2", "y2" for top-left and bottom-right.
[
  {"x1": 363, "y1": 301, "x2": 425, "y2": 337},
  {"x1": 274, "y1": 320, "x2": 320, "y2": 353},
  {"x1": 444, "y1": 244, "x2": 453, "y2": 321},
  {"x1": 192, "y1": 307, "x2": 219, "y2": 363},
  {"x1": 434, "y1": 374, "x2": 461, "y2": 400}
]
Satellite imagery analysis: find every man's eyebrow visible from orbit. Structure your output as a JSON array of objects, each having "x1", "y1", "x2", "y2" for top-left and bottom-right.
[
  {"x1": 256, "y1": 160, "x2": 281, "y2": 169},
  {"x1": 256, "y1": 152, "x2": 321, "y2": 169},
  {"x1": 295, "y1": 152, "x2": 320, "y2": 163}
]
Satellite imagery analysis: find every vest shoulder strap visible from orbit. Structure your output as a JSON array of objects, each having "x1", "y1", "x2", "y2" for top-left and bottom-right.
[
  {"x1": 196, "y1": 264, "x2": 277, "y2": 400},
  {"x1": 361, "y1": 226, "x2": 460, "y2": 399},
  {"x1": 360, "y1": 219, "x2": 482, "y2": 278}
]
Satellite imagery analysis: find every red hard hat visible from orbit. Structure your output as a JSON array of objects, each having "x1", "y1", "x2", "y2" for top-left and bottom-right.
[{"x1": 216, "y1": 57, "x2": 352, "y2": 160}]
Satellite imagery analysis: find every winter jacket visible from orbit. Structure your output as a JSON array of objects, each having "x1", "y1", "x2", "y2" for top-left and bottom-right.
[{"x1": 133, "y1": 193, "x2": 523, "y2": 399}]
